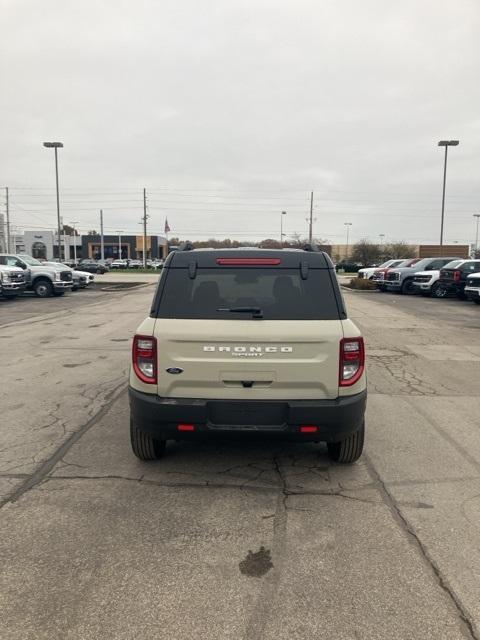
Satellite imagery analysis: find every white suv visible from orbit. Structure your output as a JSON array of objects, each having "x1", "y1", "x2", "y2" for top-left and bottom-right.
[{"x1": 129, "y1": 245, "x2": 367, "y2": 464}]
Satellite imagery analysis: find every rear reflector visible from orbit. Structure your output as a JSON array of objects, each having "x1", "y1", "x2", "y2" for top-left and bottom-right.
[
  {"x1": 300, "y1": 425, "x2": 318, "y2": 433},
  {"x1": 216, "y1": 258, "x2": 281, "y2": 266},
  {"x1": 177, "y1": 424, "x2": 195, "y2": 432}
]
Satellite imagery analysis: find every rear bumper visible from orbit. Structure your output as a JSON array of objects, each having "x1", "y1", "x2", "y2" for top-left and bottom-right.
[{"x1": 129, "y1": 387, "x2": 367, "y2": 442}]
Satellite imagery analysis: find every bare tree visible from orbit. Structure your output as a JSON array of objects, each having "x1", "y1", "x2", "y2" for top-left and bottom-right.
[
  {"x1": 351, "y1": 239, "x2": 382, "y2": 266},
  {"x1": 385, "y1": 241, "x2": 416, "y2": 259}
]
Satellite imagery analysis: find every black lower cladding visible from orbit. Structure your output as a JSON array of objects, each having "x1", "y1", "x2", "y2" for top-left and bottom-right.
[{"x1": 129, "y1": 387, "x2": 367, "y2": 442}]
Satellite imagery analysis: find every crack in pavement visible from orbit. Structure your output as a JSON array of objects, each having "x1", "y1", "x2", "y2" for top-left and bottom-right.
[
  {"x1": 243, "y1": 452, "x2": 289, "y2": 640},
  {"x1": 364, "y1": 452, "x2": 479, "y2": 640},
  {"x1": 0, "y1": 380, "x2": 128, "y2": 509}
]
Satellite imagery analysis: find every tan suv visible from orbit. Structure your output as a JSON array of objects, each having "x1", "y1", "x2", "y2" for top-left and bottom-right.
[{"x1": 129, "y1": 244, "x2": 367, "y2": 463}]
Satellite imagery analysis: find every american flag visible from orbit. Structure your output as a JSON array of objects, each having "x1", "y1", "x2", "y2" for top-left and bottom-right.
[{"x1": 164, "y1": 218, "x2": 171, "y2": 233}]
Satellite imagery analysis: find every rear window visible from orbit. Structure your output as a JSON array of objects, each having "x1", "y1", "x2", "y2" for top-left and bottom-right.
[{"x1": 155, "y1": 268, "x2": 341, "y2": 320}]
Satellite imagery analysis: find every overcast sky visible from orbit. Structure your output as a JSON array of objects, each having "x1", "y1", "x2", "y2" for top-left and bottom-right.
[{"x1": 1, "y1": 0, "x2": 480, "y2": 246}]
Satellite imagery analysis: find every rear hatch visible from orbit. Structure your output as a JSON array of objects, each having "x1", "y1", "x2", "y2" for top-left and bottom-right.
[{"x1": 151, "y1": 254, "x2": 345, "y2": 401}]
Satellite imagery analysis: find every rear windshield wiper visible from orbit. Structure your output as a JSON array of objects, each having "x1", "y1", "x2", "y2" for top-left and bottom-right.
[{"x1": 217, "y1": 306, "x2": 263, "y2": 318}]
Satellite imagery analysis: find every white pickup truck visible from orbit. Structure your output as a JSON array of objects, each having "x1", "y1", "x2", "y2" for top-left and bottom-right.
[
  {"x1": 0, "y1": 254, "x2": 73, "y2": 297},
  {"x1": 0, "y1": 264, "x2": 26, "y2": 299}
]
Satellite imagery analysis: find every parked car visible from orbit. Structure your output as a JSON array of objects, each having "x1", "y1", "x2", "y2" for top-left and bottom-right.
[
  {"x1": 0, "y1": 264, "x2": 26, "y2": 299},
  {"x1": 435, "y1": 259, "x2": 480, "y2": 299},
  {"x1": 128, "y1": 260, "x2": 143, "y2": 269},
  {"x1": 464, "y1": 273, "x2": 480, "y2": 304},
  {"x1": 412, "y1": 259, "x2": 464, "y2": 297},
  {"x1": 383, "y1": 257, "x2": 462, "y2": 294},
  {"x1": 0, "y1": 253, "x2": 73, "y2": 297},
  {"x1": 147, "y1": 259, "x2": 164, "y2": 269},
  {"x1": 75, "y1": 261, "x2": 108, "y2": 274},
  {"x1": 358, "y1": 259, "x2": 404, "y2": 280},
  {"x1": 372, "y1": 258, "x2": 420, "y2": 290},
  {"x1": 43, "y1": 262, "x2": 93, "y2": 291},
  {"x1": 129, "y1": 244, "x2": 367, "y2": 464},
  {"x1": 110, "y1": 259, "x2": 128, "y2": 269}
]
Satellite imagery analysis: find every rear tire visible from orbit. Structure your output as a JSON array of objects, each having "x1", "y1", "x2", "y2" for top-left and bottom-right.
[
  {"x1": 33, "y1": 279, "x2": 53, "y2": 298},
  {"x1": 130, "y1": 417, "x2": 166, "y2": 460},
  {"x1": 327, "y1": 421, "x2": 365, "y2": 464}
]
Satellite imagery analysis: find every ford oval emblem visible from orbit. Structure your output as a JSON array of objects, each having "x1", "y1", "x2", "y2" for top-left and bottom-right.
[{"x1": 166, "y1": 367, "x2": 184, "y2": 375}]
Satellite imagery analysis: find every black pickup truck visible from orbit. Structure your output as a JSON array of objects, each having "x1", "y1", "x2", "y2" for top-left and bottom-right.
[{"x1": 436, "y1": 259, "x2": 480, "y2": 298}]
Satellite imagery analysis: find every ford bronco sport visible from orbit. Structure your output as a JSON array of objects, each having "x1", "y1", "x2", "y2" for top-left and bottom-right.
[{"x1": 129, "y1": 244, "x2": 367, "y2": 463}]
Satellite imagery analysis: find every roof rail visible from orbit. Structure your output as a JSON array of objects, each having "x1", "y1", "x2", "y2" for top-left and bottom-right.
[
  {"x1": 302, "y1": 242, "x2": 320, "y2": 252},
  {"x1": 178, "y1": 241, "x2": 195, "y2": 252}
]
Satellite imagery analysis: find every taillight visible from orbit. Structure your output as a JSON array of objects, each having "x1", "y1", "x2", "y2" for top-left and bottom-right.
[
  {"x1": 454, "y1": 270, "x2": 461, "y2": 282},
  {"x1": 132, "y1": 335, "x2": 157, "y2": 384},
  {"x1": 339, "y1": 337, "x2": 365, "y2": 387}
]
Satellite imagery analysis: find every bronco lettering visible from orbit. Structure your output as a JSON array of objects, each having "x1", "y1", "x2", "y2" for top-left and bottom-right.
[{"x1": 203, "y1": 346, "x2": 293, "y2": 353}]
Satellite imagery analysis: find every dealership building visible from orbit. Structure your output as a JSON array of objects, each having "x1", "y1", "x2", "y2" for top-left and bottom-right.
[{"x1": 18, "y1": 230, "x2": 168, "y2": 261}]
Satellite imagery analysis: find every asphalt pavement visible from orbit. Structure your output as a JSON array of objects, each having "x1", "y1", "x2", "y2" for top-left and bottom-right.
[{"x1": 1, "y1": 286, "x2": 480, "y2": 639}]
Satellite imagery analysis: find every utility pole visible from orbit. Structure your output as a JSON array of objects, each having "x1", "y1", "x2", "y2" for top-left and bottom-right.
[
  {"x1": 280, "y1": 211, "x2": 287, "y2": 246},
  {"x1": 143, "y1": 188, "x2": 148, "y2": 268},
  {"x1": 5, "y1": 187, "x2": 10, "y2": 252},
  {"x1": 100, "y1": 210, "x2": 104, "y2": 261},
  {"x1": 308, "y1": 191, "x2": 314, "y2": 243}
]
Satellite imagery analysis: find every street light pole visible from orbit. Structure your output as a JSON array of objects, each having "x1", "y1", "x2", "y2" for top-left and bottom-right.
[
  {"x1": 344, "y1": 223, "x2": 352, "y2": 259},
  {"x1": 70, "y1": 221, "x2": 78, "y2": 263},
  {"x1": 280, "y1": 211, "x2": 287, "y2": 246},
  {"x1": 43, "y1": 142, "x2": 64, "y2": 260},
  {"x1": 438, "y1": 140, "x2": 459, "y2": 250},
  {"x1": 474, "y1": 214, "x2": 480, "y2": 257},
  {"x1": 116, "y1": 230, "x2": 123, "y2": 260}
]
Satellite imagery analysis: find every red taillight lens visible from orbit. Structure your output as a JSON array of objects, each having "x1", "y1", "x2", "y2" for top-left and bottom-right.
[
  {"x1": 216, "y1": 258, "x2": 281, "y2": 266},
  {"x1": 132, "y1": 335, "x2": 157, "y2": 384},
  {"x1": 454, "y1": 270, "x2": 461, "y2": 282},
  {"x1": 339, "y1": 337, "x2": 365, "y2": 387}
]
